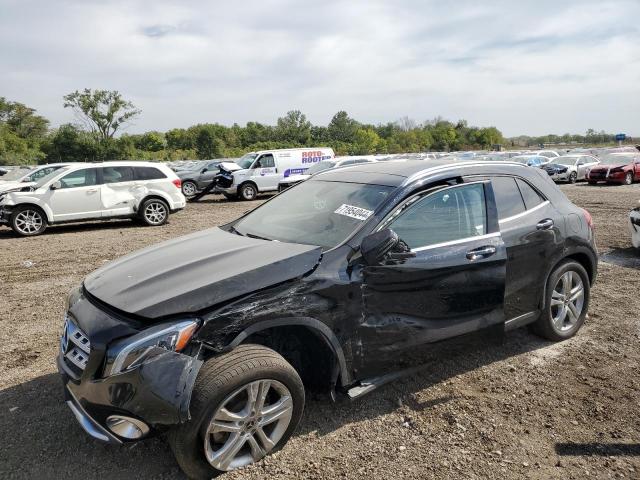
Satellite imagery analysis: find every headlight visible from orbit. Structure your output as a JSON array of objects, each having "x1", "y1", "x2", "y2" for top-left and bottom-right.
[{"x1": 104, "y1": 319, "x2": 199, "y2": 376}]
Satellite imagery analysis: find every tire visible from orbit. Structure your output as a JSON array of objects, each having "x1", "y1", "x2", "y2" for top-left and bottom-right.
[
  {"x1": 530, "y1": 260, "x2": 590, "y2": 341},
  {"x1": 223, "y1": 193, "x2": 238, "y2": 201},
  {"x1": 139, "y1": 198, "x2": 169, "y2": 226},
  {"x1": 10, "y1": 205, "x2": 47, "y2": 236},
  {"x1": 624, "y1": 172, "x2": 633, "y2": 185},
  {"x1": 168, "y1": 345, "x2": 305, "y2": 479},
  {"x1": 568, "y1": 172, "x2": 577, "y2": 184},
  {"x1": 182, "y1": 181, "x2": 198, "y2": 199},
  {"x1": 238, "y1": 183, "x2": 258, "y2": 201}
]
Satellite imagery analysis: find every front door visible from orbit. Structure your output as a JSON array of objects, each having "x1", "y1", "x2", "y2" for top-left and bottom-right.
[
  {"x1": 356, "y1": 181, "x2": 507, "y2": 376},
  {"x1": 250, "y1": 154, "x2": 278, "y2": 191},
  {"x1": 48, "y1": 168, "x2": 102, "y2": 222}
]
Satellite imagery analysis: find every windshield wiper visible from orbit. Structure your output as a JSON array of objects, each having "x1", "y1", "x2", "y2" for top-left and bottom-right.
[
  {"x1": 228, "y1": 226, "x2": 244, "y2": 236},
  {"x1": 245, "y1": 232, "x2": 272, "y2": 241}
]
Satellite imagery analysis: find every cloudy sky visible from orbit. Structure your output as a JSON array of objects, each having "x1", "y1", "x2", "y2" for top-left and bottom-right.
[{"x1": 1, "y1": 0, "x2": 638, "y2": 136}]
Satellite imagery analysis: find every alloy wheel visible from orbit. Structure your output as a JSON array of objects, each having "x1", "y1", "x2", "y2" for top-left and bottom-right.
[
  {"x1": 182, "y1": 182, "x2": 197, "y2": 197},
  {"x1": 242, "y1": 185, "x2": 256, "y2": 200},
  {"x1": 14, "y1": 209, "x2": 43, "y2": 235},
  {"x1": 625, "y1": 173, "x2": 633, "y2": 185},
  {"x1": 550, "y1": 271, "x2": 584, "y2": 332},
  {"x1": 204, "y1": 379, "x2": 293, "y2": 471},
  {"x1": 144, "y1": 201, "x2": 167, "y2": 225}
]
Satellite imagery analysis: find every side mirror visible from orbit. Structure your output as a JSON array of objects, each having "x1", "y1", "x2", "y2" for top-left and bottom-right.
[
  {"x1": 50, "y1": 181, "x2": 62, "y2": 190},
  {"x1": 577, "y1": 161, "x2": 584, "y2": 166},
  {"x1": 361, "y1": 229, "x2": 399, "y2": 265},
  {"x1": 361, "y1": 228, "x2": 416, "y2": 265},
  {"x1": 201, "y1": 168, "x2": 208, "y2": 174}
]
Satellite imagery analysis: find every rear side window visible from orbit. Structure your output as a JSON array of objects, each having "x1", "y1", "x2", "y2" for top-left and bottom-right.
[
  {"x1": 103, "y1": 166, "x2": 135, "y2": 183},
  {"x1": 135, "y1": 167, "x2": 166, "y2": 180},
  {"x1": 491, "y1": 176, "x2": 526, "y2": 220},
  {"x1": 516, "y1": 178, "x2": 545, "y2": 210},
  {"x1": 387, "y1": 183, "x2": 487, "y2": 249}
]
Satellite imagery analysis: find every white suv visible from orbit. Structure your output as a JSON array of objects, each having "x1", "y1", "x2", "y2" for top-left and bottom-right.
[{"x1": 0, "y1": 161, "x2": 186, "y2": 236}]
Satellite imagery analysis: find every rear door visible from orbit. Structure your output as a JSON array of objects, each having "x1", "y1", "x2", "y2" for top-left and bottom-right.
[
  {"x1": 358, "y1": 181, "x2": 507, "y2": 368},
  {"x1": 100, "y1": 165, "x2": 141, "y2": 217},
  {"x1": 48, "y1": 168, "x2": 102, "y2": 221}
]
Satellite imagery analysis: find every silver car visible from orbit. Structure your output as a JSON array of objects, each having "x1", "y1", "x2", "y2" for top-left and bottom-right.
[{"x1": 543, "y1": 155, "x2": 600, "y2": 183}]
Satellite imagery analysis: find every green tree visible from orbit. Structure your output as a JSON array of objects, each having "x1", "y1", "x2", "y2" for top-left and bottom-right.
[
  {"x1": 328, "y1": 111, "x2": 359, "y2": 143},
  {"x1": 275, "y1": 110, "x2": 311, "y2": 144},
  {"x1": 351, "y1": 128, "x2": 381, "y2": 154},
  {"x1": 195, "y1": 128, "x2": 223, "y2": 159},
  {"x1": 63, "y1": 89, "x2": 140, "y2": 140}
]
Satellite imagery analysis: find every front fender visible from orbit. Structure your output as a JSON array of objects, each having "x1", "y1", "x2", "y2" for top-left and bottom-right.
[{"x1": 4, "y1": 194, "x2": 54, "y2": 222}]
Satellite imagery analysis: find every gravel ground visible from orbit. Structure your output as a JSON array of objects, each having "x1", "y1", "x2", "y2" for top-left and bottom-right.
[{"x1": 1, "y1": 184, "x2": 640, "y2": 479}]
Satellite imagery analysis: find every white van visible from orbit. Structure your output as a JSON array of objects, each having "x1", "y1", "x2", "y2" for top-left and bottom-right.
[{"x1": 217, "y1": 148, "x2": 334, "y2": 200}]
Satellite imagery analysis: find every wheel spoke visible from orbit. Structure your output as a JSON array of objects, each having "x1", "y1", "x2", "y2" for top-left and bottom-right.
[
  {"x1": 208, "y1": 419, "x2": 242, "y2": 433},
  {"x1": 566, "y1": 302, "x2": 579, "y2": 324},
  {"x1": 246, "y1": 433, "x2": 267, "y2": 461},
  {"x1": 215, "y1": 407, "x2": 247, "y2": 423},
  {"x1": 569, "y1": 285, "x2": 583, "y2": 303},
  {"x1": 260, "y1": 396, "x2": 293, "y2": 426},
  {"x1": 255, "y1": 380, "x2": 271, "y2": 414},
  {"x1": 213, "y1": 432, "x2": 247, "y2": 470},
  {"x1": 561, "y1": 272, "x2": 572, "y2": 295},
  {"x1": 254, "y1": 426, "x2": 275, "y2": 452}
]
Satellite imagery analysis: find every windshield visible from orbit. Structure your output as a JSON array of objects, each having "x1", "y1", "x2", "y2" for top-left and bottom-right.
[
  {"x1": 1, "y1": 168, "x2": 33, "y2": 181},
  {"x1": 233, "y1": 180, "x2": 394, "y2": 249},
  {"x1": 35, "y1": 167, "x2": 70, "y2": 188},
  {"x1": 236, "y1": 153, "x2": 258, "y2": 169},
  {"x1": 307, "y1": 161, "x2": 336, "y2": 175}
]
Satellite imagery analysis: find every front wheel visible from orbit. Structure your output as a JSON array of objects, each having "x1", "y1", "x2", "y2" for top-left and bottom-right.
[
  {"x1": 624, "y1": 172, "x2": 633, "y2": 185},
  {"x1": 168, "y1": 345, "x2": 305, "y2": 479},
  {"x1": 530, "y1": 260, "x2": 590, "y2": 341},
  {"x1": 11, "y1": 206, "x2": 47, "y2": 236},
  {"x1": 238, "y1": 183, "x2": 258, "y2": 201},
  {"x1": 568, "y1": 172, "x2": 577, "y2": 184},
  {"x1": 139, "y1": 198, "x2": 169, "y2": 226}
]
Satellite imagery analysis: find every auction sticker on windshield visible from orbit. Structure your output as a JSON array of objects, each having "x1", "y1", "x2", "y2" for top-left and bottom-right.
[{"x1": 334, "y1": 204, "x2": 373, "y2": 221}]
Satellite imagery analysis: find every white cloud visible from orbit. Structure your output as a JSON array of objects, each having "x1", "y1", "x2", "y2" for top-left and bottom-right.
[{"x1": 0, "y1": 0, "x2": 638, "y2": 136}]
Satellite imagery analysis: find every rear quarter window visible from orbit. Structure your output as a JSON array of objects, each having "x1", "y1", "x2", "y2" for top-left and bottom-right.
[{"x1": 135, "y1": 167, "x2": 167, "y2": 180}]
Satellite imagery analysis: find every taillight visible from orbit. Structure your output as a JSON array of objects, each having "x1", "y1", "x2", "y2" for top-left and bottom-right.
[
  {"x1": 172, "y1": 179, "x2": 182, "y2": 189},
  {"x1": 582, "y1": 208, "x2": 593, "y2": 229}
]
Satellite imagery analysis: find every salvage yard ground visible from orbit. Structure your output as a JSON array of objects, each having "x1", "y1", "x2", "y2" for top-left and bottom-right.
[{"x1": 1, "y1": 184, "x2": 640, "y2": 479}]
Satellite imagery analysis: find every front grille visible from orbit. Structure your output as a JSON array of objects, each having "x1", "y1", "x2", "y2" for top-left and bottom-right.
[{"x1": 60, "y1": 314, "x2": 91, "y2": 371}]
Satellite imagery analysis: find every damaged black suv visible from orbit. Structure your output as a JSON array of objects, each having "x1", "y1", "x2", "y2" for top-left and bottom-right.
[{"x1": 58, "y1": 160, "x2": 597, "y2": 478}]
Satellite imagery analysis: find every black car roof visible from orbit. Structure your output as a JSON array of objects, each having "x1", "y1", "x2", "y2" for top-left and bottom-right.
[{"x1": 313, "y1": 159, "x2": 530, "y2": 187}]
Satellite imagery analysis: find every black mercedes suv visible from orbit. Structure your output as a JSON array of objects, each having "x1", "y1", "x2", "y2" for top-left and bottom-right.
[{"x1": 58, "y1": 160, "x2": 597, "y2": 479}]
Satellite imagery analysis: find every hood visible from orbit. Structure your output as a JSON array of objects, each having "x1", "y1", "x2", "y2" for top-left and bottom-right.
[
  {"x1": 591, "y1": 163, "x2": 628, "y2": 171},
  {"x1": 84, "y1": 227, "x2": 322, "y2": 319},
  {"x1": 218, "y1": 162, "x2": 244, "y2": 173},
  {"x1": 545, "y1": 163, "x2": 568, "y2": 172},
  {"x1": 0, "y1": 181, "x2": 34, "y2": 193}
]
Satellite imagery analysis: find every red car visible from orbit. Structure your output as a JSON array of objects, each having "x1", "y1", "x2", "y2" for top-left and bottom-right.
[{"x1": 587, "y1": 153, "x2": 640, "y2": 185}]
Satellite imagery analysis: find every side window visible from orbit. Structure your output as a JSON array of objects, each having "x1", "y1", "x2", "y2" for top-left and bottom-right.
[
  {"x1": 59, "y1": 168, "x2": 98, "y2": 189},
  {"x1": 491, "y1": 176, "x2": 526, "y2": 220},
  {"x1": 135, "y1": 167, "x2": 166, "y2": 180},
  {"x1": 387, "y1": 183, "x2": 487, "y2": 249},
  {"x1": 103, "y1": 166, "x2": 135, "y2": 184},
  {"x1": 255, "y1": 154, "x2": 275, "y2": 168},
  {"x1": 516, "y1": 178, "x2": 545, "y2": 210}
]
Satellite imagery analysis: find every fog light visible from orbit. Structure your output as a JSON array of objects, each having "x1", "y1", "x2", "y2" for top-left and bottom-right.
[{"x1": 106, "y1": 415, "x2": 149, "y2": 440}]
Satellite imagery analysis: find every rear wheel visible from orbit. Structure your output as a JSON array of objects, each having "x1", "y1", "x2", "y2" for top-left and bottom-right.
[
  {"x1": 530, "y1": 260, "x2": 590, "y2": 341},
  {"x1": 168, "y1": 345, "x2": 305, "y2": 479},
  {"x1": 624, "y1": 172, "x2": 633, "y2": 185},
  {"x1": 239, "y1": 183, "x2": 258, "y2": 201},
  {"x1": 10, "y1": 206, "x2": 47, "y2": 236},
  {"x1": 568, "y1": 172, "x2": 577, "y2": 184},
  {"x1": 182, "y1": 181, "x2": 198, "y2": 199},
  {"x1": 139, "y1": 198, "x2": 169, "y2": 226}
]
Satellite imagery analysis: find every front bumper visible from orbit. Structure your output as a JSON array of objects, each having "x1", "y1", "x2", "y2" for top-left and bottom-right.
[{"x1": 57, "y1": 287, "x2": 203, "y2": 443}]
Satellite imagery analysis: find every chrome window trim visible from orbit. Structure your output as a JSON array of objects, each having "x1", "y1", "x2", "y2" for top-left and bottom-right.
[
  {"x1": 402, "y1": 161, "x2": 528, "y2": 187},
  {"x1": 413, "y1": 232, "x2": 501, "y2": 252},
  {"x1": 498, "y1": 200, "x2": 549, "y2": 225}
]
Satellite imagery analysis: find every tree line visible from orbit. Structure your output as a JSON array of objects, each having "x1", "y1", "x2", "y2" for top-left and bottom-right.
[{"x1": 0, "y1": 90, "x2": 631, "y2": 166}]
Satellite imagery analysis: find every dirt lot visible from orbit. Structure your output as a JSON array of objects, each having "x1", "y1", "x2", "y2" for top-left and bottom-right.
[{"x1": 1, "y1": 184, "x2": 640, "y2": 479}]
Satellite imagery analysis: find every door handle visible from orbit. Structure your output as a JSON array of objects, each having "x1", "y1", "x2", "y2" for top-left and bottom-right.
[
  {"x1": 87, "y1": 188, "x2": 98, "y2": 193},
  {"x1": 466, "y1": 246, "x2": 496, "y2": 261},
  {"x1": 536, "y1": 218, "x2": 554, "y2": 230}
]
